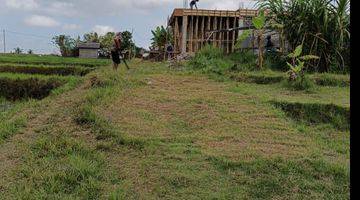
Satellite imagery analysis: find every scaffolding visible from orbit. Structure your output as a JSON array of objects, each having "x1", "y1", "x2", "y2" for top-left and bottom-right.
[{"x1": 168, "y1": 8, "x2": 259, "y2": 55}]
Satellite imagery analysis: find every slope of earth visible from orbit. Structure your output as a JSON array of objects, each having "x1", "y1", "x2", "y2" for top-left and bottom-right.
[{"x1": 0, "y1": 60, "x2": 349, "y2": 199}]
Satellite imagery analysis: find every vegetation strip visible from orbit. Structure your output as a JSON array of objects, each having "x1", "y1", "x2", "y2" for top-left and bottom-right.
[
  {"x1": 0, "y1": 54, "x2": 110, "y2": 68},
  {"x1": 271, "y1": 100, "x2": 350, "y2": 130},
  {"x1": 0, "y1": 77, "x2": 65, "y2": 100},
  {"x1": 0, "y1": 64, "x2": 93, "y2": 76}
]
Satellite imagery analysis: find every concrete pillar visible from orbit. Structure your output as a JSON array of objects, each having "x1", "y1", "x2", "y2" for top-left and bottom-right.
[{"x1": 181, "y1": 16, "x2": 188, "y2": 54}]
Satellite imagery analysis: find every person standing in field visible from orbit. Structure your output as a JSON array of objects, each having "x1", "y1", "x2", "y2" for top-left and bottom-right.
[{"x1": 111, "y1": 32, "x2": 122, "y2": 71}]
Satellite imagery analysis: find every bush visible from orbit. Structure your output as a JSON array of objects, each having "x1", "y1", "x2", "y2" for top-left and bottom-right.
[
  {"x1": 283, "y1": 75, "x2": 314, "y2": 91},
  {"x1": 228, "y1": 50, "x2": 258, "y2": 71},
  {"x1": 188, "y1": 45, "x2": 232, "y2": 75},
  {"x1": 264, "y1": 51, "x2": 288, "y2": 71}
]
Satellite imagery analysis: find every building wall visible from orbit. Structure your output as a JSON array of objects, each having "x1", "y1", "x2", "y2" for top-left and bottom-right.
[{"x1": 79, "y1": 49, "x2": 98, "y2": 58}]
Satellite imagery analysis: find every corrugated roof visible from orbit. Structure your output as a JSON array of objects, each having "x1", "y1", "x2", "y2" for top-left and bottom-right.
[{"x1": 77, "y1": 42, "x2": 100, "y2": 49}]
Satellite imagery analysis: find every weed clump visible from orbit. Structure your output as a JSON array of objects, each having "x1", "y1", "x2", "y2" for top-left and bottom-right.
[{"x1": 283, "y1": 75, "x2": 315, "y2": 91}]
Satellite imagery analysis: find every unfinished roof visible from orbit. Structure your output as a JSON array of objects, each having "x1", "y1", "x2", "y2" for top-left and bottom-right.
[
  {"x1": 169, "y1": 8, "x2": 258, "y2": 24},
  {"x1": 77, "y1": 42, "x2": 100, "y2": 49}
]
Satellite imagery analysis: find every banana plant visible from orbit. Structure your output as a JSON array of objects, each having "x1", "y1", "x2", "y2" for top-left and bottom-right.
[
  {"x1": 287, "y1": 44, "x2": 319, "y2": 81},
  {"x1": 252, "y1": 10, "x2": 266, "y2": 69}
]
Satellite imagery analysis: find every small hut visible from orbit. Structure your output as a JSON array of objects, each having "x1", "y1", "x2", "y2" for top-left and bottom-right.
[{"x1": 77, "y1": 42, "x2": 100, "y2": 58}]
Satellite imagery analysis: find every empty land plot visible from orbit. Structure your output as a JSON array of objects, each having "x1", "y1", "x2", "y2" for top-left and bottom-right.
[{"x1": 0, "y1": 60, "x2": 349, "y2": 199}]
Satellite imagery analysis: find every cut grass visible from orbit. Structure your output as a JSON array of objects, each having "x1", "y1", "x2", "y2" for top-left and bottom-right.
[
  {"x1": 0, "y1": 63, "x2": 93, "y2": 76},
  {"x1": 0, "y1": 53, "x2": 110, "y2": 67},
  {"x1": 229, "y1": 81, "x2": 349, "y2": 107},
  {"x1": 208, "y1": 156, "x2": 349, "y2": 199},
  {"x1": 0, "y1": 59, "x2": 350, "y2": 199},
  {"x1": 228, "y1": 70, "x2": 350, "y2": 87},
  {"x1": 271, "y1": 101, "x2": 350, "y2": 130}
]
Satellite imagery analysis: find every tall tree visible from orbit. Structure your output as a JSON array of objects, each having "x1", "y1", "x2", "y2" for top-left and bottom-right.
[
  {"x1": 14, "y1": 47, "x2": 23, "y2": 54},
  {"x1": 150, "y1": 26, "x2": 173, "y2": 51},
  {"x1": 52, "y1": 35, "x2": 76, "y2": 57}
]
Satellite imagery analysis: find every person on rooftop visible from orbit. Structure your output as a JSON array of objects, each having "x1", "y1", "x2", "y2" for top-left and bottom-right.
[{"x1": 190, "y1": 0, "x2": 199, "y2": 10}]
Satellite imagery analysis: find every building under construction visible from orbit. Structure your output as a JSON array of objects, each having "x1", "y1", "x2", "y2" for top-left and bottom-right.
[{"x1": 168, "y1": 8, "x2": 260, "y2": 55}]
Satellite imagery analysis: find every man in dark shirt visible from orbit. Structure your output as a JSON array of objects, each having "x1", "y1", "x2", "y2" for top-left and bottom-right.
[
  {"x1": 265, "y1": 35, "x2": 275, "y2": 52},
  {"x1": 190, "y1": 0, "x2": 199, "y2": 10}
]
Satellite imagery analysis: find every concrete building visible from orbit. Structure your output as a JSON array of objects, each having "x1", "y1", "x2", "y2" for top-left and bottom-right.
[
  {"x1": 168, "y1": 8, "x2": 260, "y2": 55},
  {"x1": 77, "y1": 42, "x2": 100, "y2": 59}
]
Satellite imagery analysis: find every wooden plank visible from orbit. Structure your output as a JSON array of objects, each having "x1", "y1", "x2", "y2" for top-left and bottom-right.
[{"x1": 226, "y1": 16, "x2": 230, "y2": 54}]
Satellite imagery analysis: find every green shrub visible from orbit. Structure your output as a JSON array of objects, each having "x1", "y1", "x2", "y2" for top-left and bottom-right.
[
  {"x1": 265, "y1": 51, "x2": 288, "y2": 71},
  {"x1": 283, "y1": 75, "x2": 314, "y2": 91},
  {"x1": 188, "y1": 45, "x2": 233, "y2": 75},
  {"x1": 228, "y1": 50, "x2": 258, "y2": 71}
]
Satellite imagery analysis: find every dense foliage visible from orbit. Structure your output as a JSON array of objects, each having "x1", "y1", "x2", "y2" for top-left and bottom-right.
[
  {"x1": 53, "y1": 31, "x2": 137, "y2": 58},
  {"x1": 260, "y1": 0, "x2": 350, "y2": 73},
  {"x1": 150, "y1": 26, "x2": 173, "y2": 51}
]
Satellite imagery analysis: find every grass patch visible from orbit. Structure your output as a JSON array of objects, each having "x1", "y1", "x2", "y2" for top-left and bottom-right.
[
  {"x1": 13, "y1": 134, "x2": 108, "y2": 199},
  {"x1": 208, "y1": 156, "x2": 349, "y2": 199},
  {"x1": 310, "y1": 73, "x2": 350, "y2": 87},
  {"x1": 0, "y1": 53, "x2": 110, "y2": 67},
  {"x1": 0, "y1": 63, "x2": 93, "y2": 76},
  {"x1": 229, "y1": 71, "x2": 285, "y2": 84},
  {"x1": 0, "y1": 115, "x2": 26, "y2": 142},
  {"x1": 272, "y1": 101, "x2": 350, "y2": 130}
]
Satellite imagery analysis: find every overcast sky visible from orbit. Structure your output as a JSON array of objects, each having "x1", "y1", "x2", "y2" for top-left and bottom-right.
[{"x1": 0, "y1": 0, "x2": 257, "y2": 54}]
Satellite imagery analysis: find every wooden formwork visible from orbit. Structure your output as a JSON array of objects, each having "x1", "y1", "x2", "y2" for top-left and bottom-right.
[{"x1": 169, "y1": 8, "x2": 259, "y2": 55}]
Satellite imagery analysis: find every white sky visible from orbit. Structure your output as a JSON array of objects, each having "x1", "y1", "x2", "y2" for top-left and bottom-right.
[{"x1": 0, "y1": 0, "x2": 258, "y2": 54}]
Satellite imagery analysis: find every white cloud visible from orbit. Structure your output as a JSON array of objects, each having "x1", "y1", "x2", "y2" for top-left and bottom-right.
[
  {"x1": 24, "y1": 15, "x2": 60, "y2": 27},
  {"x1": 63, "y1": 23, "x2": 81, "y2": 30},
  {"x1": 92, "y1": 25, "x2": 115, "y2": 36},
  {"x1": 5, "y1": 0, "x2": 38, "y2": 10}
]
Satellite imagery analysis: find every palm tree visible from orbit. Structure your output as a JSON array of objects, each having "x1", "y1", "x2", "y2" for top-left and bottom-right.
[
  {"x1": 27, "y1": 49, "x2": 34, "y2": 54},
  {"x1": 14, "y1": 47, "x2": 23, "y2": 54}
]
